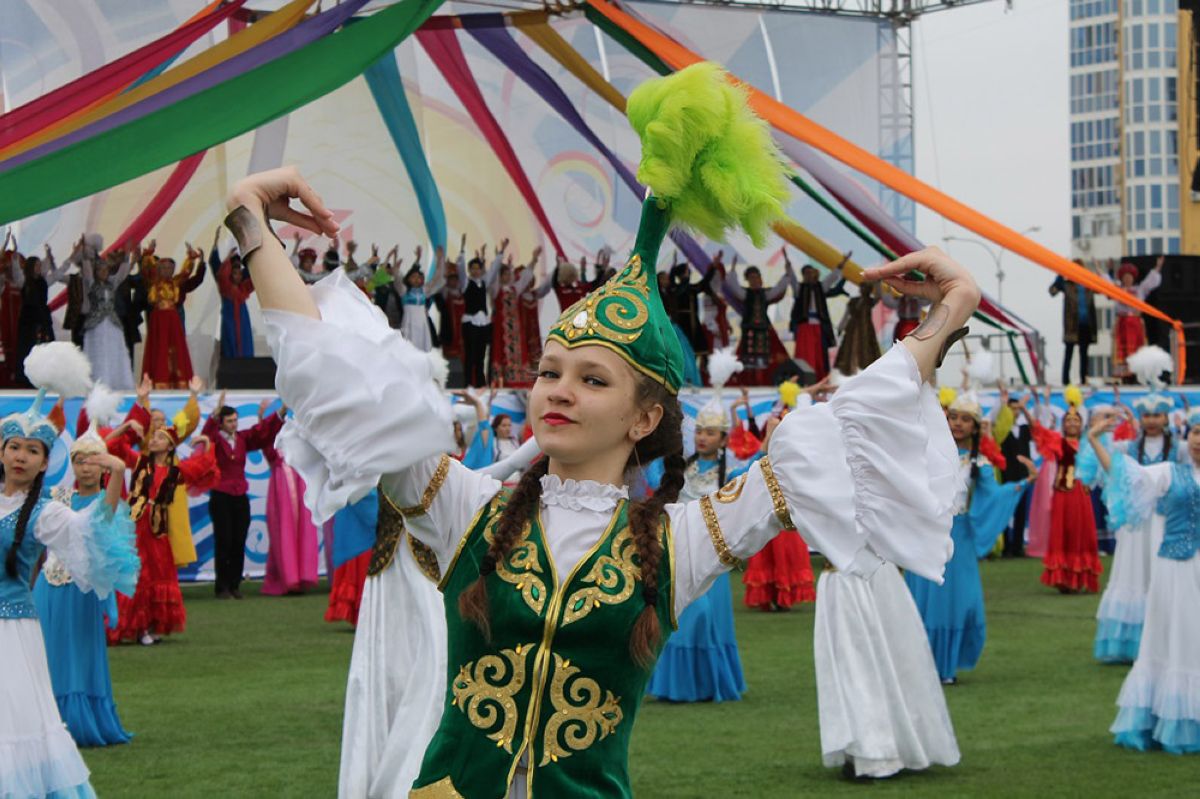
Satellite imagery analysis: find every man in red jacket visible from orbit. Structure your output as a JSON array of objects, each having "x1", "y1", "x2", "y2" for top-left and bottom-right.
[{"x1": 204, "y1": 391, "x2": 285, "y2": 599}]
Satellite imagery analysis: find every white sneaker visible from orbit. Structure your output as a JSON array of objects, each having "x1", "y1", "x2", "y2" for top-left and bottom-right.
[{"x1": 139, "y1": 633, "x2": 156, "y2": 646}]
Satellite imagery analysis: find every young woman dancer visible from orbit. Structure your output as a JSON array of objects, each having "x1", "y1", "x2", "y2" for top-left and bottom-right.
[
  {"x1": 646, "y1": 359, "x2": 745, "y2": 703},
  {"x1": 1088, "y1": 409, "x2": 1200, "y2": 753},
  {"x1": 0, "y1": 343, "x2": 139, "y2": 795},
  {"x1": 905, "y1": 392, "x2": 1034, "y2": 683},
  {"x1": 224, "y1": 63, "x2": 977, "y2": 796},
  {"x1": 33, "y1": 408, "x2": 136, "y2": 747},
  {"x1": 111, "y1": 416, "x2": 217, "y2": 645},
  {"x1": 1034, "y1": 387, "x2": 1104, "y2": 593},
  {"x1": 1090, "y1": 390, "x2": 1177, "y2": 663}
]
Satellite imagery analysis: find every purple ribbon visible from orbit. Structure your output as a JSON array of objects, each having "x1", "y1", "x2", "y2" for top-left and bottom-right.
[
  {"x1": 1, "y1": 0, "x2": 372, "y2": 173},
  {"x1": 460, "y1": 15, "x2": 717, "y2": 278}
]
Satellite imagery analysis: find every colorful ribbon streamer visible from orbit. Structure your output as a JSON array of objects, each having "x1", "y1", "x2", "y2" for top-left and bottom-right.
[
  {"x1": 584, "y1": 0, "x2": 1186, "y2": 378},
  {"x1": 462, "y1": 16, "x2": 712, "y2": 269},
  {"x1": 1, "y1": 0, "x2": 340, "y2": 172},
  {"x1": 362, "y1": 52, "x2": 448, "y2": 271},
  {"x1": 0, "y1": 0, "x2": 445, "y2": 225},
  {"x1": 0, "y1": 0, "x2": 246, "y2": 150},
  {"x1": 104, "y1": 153, "x2": 208, "y2": 257},
  {"x1": 415, "y1": 24, "x2": 566, "y2": 259}
]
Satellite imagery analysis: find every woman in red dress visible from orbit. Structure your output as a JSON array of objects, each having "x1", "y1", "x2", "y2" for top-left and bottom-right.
[
  {"x1": 110, "y1": 424, "x2": 218, "y2": 645},
  {"x1": 489, "y1": 247, "x2": 538, "y2": 387},
  {"x1": 141, "y1": 247, "x2": 201, "y2": 388},
  {"x1": 728, "y1": 394, "x2": 816, "y2": 610},
  {"x1": 519, "y1": 267, "x2": 542, "y2": 387},
  {"x1": 1032, "y1": 392, "x2": 1103, "y2": 593}
]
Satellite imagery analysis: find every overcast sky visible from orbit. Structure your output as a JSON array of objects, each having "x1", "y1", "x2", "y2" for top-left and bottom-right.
[{"x1": 911, "y1": 0, "x2": 1071, "y2": 380}]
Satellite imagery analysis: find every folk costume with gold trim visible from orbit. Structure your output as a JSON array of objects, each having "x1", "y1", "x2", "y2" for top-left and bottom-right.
[{"x1": 261, "y1": 63, "x2": 961, "y2": 799}]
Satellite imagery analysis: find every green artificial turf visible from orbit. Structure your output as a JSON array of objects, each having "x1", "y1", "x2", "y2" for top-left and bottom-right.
[{"x1": 84, "y1": 556, "x2": 1192, "y2": 797}]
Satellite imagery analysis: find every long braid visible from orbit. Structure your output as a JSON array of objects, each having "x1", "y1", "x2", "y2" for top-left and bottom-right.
[
  {"x1": 458, "y1": 457, "x2": 550, "y2": 641},
  {"x1": 626, "y1": 387, "x2": 684, "y2": 669},
  {"x1": 5, "y1": 470, "x2": 45, "y2": 579}
]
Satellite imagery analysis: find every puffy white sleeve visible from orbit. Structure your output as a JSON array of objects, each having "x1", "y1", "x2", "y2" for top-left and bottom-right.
[
  {"x1": 34, "y1": 501, "x2": 139, "y2": 599},
  {"x1": 263, "y1": 270, "x2": 460, "y2": 527},
  {"x1": 667, "y1": 344, "x2": 959, "y2": 616}
]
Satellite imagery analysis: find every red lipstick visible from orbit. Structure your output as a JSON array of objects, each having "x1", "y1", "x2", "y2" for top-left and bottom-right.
[{"x1": 541, "y1": 413, "x2": 574, "y2": 427}]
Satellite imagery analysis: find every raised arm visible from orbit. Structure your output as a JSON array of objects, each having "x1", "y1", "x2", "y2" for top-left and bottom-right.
[
  {"x1": 723, "y1": 268, "x2": 746, "y2": 302},
  {"x1": 223, "y1": 168, "x2": 478, "y2": 560}
]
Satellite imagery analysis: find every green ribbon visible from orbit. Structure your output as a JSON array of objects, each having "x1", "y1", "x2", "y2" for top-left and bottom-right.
[{"x1": 0, "y1": 0, "x2": 445, "y2": 224}]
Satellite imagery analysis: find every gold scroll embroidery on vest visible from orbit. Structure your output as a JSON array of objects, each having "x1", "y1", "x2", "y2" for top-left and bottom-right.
[
  {"x1": 540, "y1": 654, "x2": 624, "y2": 765},
  {"x1": 450, "y1": 644, "x2": 533, "y2": 753},
  {"x1": 561, "y1": 527, "x2": 638, "y2": 626},
  {"x1": 484, "y1": 517, "x2": 547, "y2": 615}
]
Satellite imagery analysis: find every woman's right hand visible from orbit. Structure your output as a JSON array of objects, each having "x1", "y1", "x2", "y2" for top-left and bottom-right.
[
  {"x1": 1089, "y1": 410, "x2": 1118, "y2": 438},
  {"x1": 227, "y1": 166, "x2": 340, "y2": 238}
]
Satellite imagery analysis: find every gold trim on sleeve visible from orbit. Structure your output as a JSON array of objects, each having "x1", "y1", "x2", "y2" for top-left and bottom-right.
[
  {"x1": 758, "y1": 457, "x2": 796, "y2": 530},
  {"x1": 399, "y1": 454, "x2": 452, "y2": 517},
  {"x1": 700, "y1": 495, "x2": 745, "y2": 570}
]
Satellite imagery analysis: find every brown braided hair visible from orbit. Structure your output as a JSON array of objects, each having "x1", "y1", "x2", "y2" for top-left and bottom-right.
[{"x1": 458, "y1": 374, "x2": 686, "y2": 670}]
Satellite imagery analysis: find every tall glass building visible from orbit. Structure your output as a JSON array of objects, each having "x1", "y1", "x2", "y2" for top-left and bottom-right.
[{"x1": 1070, "y1": 0, "x2": 1181, "y2": 261}]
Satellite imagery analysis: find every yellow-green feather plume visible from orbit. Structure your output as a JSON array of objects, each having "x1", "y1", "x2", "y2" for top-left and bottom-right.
[{"x1": 626, "y1": 62, "x2": 789, "y2": 247}]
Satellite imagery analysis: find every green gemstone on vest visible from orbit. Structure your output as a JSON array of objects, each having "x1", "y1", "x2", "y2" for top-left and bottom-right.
[{"x1": 412, "y1": 492, "x2": 674, "y2": 798}]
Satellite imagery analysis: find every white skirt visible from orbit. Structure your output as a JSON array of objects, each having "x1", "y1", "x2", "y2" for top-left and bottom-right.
[
  {"x1": 1111, "y1": 553, "x2": 1200, "y2": 748},
  {"x1": 0, "y1": 618, "x2": 95, "y2": 798},
  {"x1": 400, "y1": 307, "x2": 432, "y2": 353},
  {"x1": 338, "y1": 538, "x2": 446, "y2": 798},
  {"x1": 814, "y1": 564, "x2": 961, "y2": 777},
  {"x1": 83, "y1": 317, "x2": 134, "y2": 391},
  {"x1": 1095, "y1": 516, "x2": 1164, "y2": 636}
]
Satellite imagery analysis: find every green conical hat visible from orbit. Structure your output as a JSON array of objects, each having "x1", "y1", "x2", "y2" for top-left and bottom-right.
[
  {"x1": 545, "y1": 62, "x2": 789, "y2": 395},
  {"x1": 547, "y1": 198, "x2": 682, "y2": 392}
]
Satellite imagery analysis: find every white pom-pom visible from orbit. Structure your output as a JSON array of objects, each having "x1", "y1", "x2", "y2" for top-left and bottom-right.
[
  {"x1": 827, "y1": 369, "x2": 848, "y2": 387},
  {"x1": 426, "y1": 350, "x2": 449, "y2": 389},
  {"x1": 1126, "y1": 345, "x2": 1173, "y2": 387},
  {"x1": 84, "y1": 383, "x2": 121, "y2": 427},
  {"x1": 707, "y1": 346, "x2": 743, "y2": 389},
  {"x1": 24, "y1": 342, "x2": 92, "y2": 398},
  {"x1": 84, "y1": 233, "x2": 104, "y2": 252},
  {"x1": 966, "y1": 346, "x2": 999, "y2": 385}
]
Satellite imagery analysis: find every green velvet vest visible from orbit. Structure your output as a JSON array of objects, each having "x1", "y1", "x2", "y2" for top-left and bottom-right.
[{"x1": 411, "y1": 493, "x2": 674, "y2": 799}]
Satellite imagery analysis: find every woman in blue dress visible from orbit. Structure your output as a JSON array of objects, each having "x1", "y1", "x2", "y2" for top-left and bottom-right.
[
  {"x1": 0, "y1": 343, "x2": 140, "y2": 797},
  {"x1": 646, "y1": 393, "x2": 746, "y2": 702},
  {"x1": 905, "y1": 392, "x2": 1033, "y2": 684},
  {"x1": 1088, "y1": 408, "x2": 1200, "y2": 753},
  {"x1": 33, "y1": 423, "x2": 135, "y2": 747}
]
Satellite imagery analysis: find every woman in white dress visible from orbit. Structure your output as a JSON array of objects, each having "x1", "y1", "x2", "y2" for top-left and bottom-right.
[
  {"x1": 221, "y1": 62, "x2": 977, "y2": 797},
  {"x1": 0, "y1": 344, "x2": 139, "y2": 797},
  {"x1": 1088, "y1": 408, "x2": 1200, "y2": 753},
  {"x1": 81, "y1": 249, "x2": 135, "y2": 391}
]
